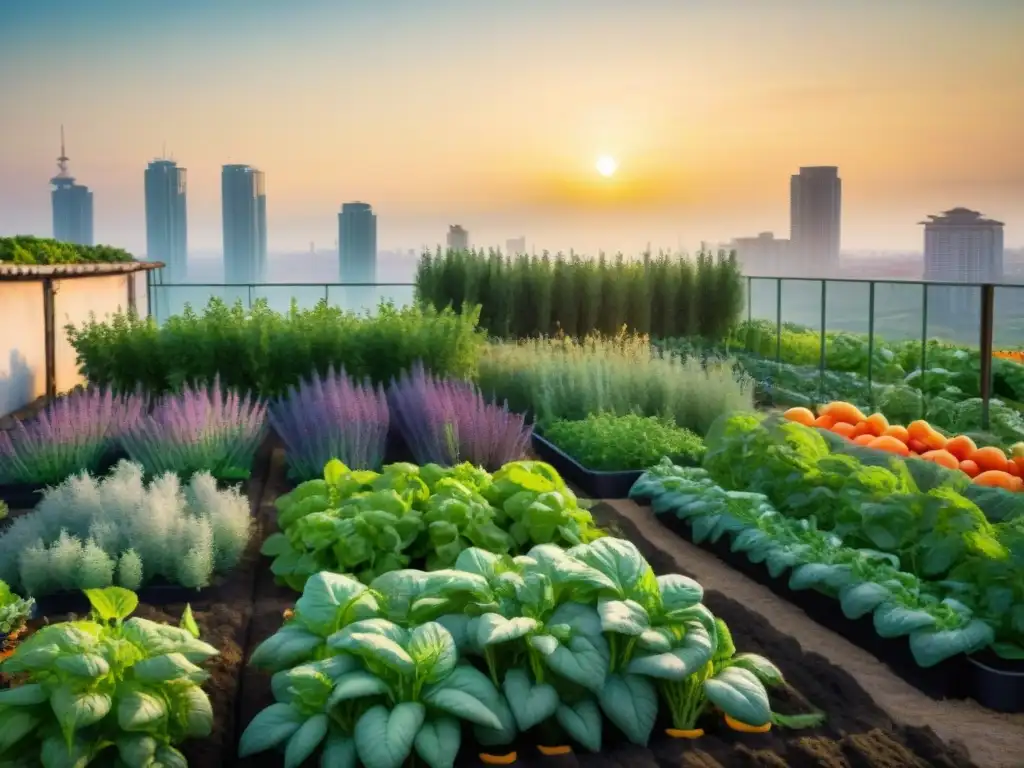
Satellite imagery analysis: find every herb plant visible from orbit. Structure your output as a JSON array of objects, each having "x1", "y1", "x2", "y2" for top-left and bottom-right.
[
  {"x1": 0, "y1": 387, "x2": 145, "y2": 486},
  {"x1": 120, "y1": 375, "x2": 267, "y2": 482},
  {"x1": 0, "y1": 586, "x2": 217, "y2": 766},
  {"x1": 0, "y1": 462, "x2": 251, "y2": 597},
  {"x1": 0, "y1": 579, "x2": 34, "y2": 637},
  {"x1": 544, "y1": 413, "x2": 705, "y2": 471}
]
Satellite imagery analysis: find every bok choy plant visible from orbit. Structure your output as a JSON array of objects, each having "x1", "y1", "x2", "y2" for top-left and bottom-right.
[{"x1": 0, "y1": 587, "x2": 217, "y2": 767}]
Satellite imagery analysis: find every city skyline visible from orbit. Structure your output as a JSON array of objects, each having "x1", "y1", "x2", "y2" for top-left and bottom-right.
[{"x1": 3, "y1": 1, "x2": 1021, "y2": 255}]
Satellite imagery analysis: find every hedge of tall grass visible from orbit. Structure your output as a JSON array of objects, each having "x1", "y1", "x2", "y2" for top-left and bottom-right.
[
  {"x1": 415, "y1": 248, "x2": 744, "y2": 340},
  {"x1": 477, "y1": 332, "x2": 755, "y2": 436},
  {"x1": 66, "y1": 298, "x2": 485, "y2": 398}
]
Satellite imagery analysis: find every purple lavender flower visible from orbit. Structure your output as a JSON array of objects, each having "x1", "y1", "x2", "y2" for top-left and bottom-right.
[
  {"x1": 268, "y1": 366, "x2": 389, "y2": 481},
  {"x1": 120, "y1": 375, "x2": 267, "y2": 481},
  {"x1": 388, "y1": 361, "x2": 532, "y2": 470},
  {"x1": 0, "y1": 386, "x2": 146, "y2": 485}
]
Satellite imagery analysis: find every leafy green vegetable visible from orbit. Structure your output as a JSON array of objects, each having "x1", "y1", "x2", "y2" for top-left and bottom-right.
[
  {"x1": 543, "y1": 413, "x2": 705, "y2": 471},
  {"x1": 0, "y1": 586, "x2": 217, "y2": 766}
]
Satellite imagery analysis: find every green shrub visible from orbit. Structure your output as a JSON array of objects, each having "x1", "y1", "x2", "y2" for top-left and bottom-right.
[
  {"x1": 0, "y1": 235, "x2": 134, "y2": 264},
  {"x1": 544, "y1": 413, "x2": 705, "y2": 471},
  {"x1": 415, "y1": 247, "x2": 744, "y2": 340},
  {"x1": 66, "y1": 297, "x2": 486, "y2": 398},
  {"x1": 0, "y1": 461, "x2": 252, "y2": 597},
  {"x1": 477, "y1": 333, "x2": 754, "y2": 435}
]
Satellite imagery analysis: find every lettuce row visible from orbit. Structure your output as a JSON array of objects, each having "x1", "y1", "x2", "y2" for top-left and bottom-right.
[
  {"x1": 262, "y1": 459, "x2": 604, "y2": 590},
  {"x1": 0, "y1": 587, "x2": 218, "y2": 767},
  {"x1": 241, "y1": 538, "x2": 820, "y2": 766},
  {"x1": 633, "y1": 461, "x2": 1020, "y2": 664}
]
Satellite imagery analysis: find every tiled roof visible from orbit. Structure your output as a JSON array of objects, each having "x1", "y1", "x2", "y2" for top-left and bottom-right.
[{"x1": 0, "y1": 261, "x2": 164, "y2": 279}]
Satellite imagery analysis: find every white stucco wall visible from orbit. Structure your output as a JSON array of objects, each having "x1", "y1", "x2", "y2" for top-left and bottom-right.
[
  {"x1": 0, "y1": 282, "x2": 46, "y2": 416},
  {"x1": 54, "y1": 275, "x2": 131, "y2": 393}
]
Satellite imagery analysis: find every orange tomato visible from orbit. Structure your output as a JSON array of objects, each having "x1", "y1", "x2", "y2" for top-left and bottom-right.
[
  {"x1": 972, "y1": 470, "x2": 1018, "y2": 490},
  {"x1": 852, "y1": 421, "x2": 873, "y2": 437},
  {"x1": 907, "y1": 420, "x2": 947, "y2": 451},
  {"x1": 919, "y1": 449, "x2": 961, "y2": 470},
  {"x1": 812, "y1": 414, "x2": 836, "y2": 429},
  {"x1": 970, "y1": 446, "x2": 1010, "y2": 473},
  {"x1": 1015, "y1": 456, "x2": 1024, "y2": 476},
  {"x1": 853, "y1": 434, "x2": 875, "y2": 446},
  {"x1": 908, "y1": 438, "x2": 929, "y2": 455},
  {"x1": 944, "y1": 435, "x2": 978, "y2": 462},
  {"x1": 783, "y1": 407, "x2": 816, "y2": 426},
  {"x1": 831, "y1": 422, "x2": 857, "y2": 439},
  {"x1": 882, "y1": 425, "x2": 910, "y2": 444},
  {"x1": 1008, "y1": 461, "x2": 1021, "y2": 477},
  {"x1": 867, "y1": 435, "x2": 911, "y2": 456},
  {"x1": 819, "y1": 401, "x2": 867, "y2": 425},
  {"x1": 959, "y1": 459, "x2": 981, "y2": 477},
  {"x1": 865, "y1": 412, "x2": 889, "y2": 437}
]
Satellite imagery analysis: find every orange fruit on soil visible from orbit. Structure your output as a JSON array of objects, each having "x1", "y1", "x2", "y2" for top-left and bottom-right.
[
  {"x1": 944, "y1": 435, "x2": 978, "y2": 462},
  {"x1": 908, "y1": 438, "x2": 929, "y2": 455},
  {"x1": 971, "y1": 446, "x2": 1011, "y2": 473},
  {"x1": 853, "y1": 434, "x2": 875, "y2": 446},
  {"x1": 882, "y1": 425, "x2": 910, "y2": 444},
  {"x1": 820, "y1": 401, "x2": 867, "y2": 425},
  {"x1": 867, "y1": 435, "x2": 911, "y2": 456},
  {"x1": 959, "y1": 459, "x2": 981, "y2": 478},
  {"x1": 865, "y1": 413, "x2": 890, "y2": 437},
  {"x1": 813, "y1": 414, "x2": 836, "y2": 429},
  {"x1": 907, "y1": 420, "x2": 947, "y2": 451},
  {"x1": 832, "y1": 422, "x2": 857, "y2": 439},
  {"x1": 920, "y1": 449, "x2": 961, "y2": 470},
  {"x1": 972, "y1": 470, "x2": 1018, "y2": 490},
  {"x1": 783, "y1": 407, "x2": 816, "y2": 426}
]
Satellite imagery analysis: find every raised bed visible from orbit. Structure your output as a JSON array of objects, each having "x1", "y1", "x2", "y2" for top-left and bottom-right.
[
  {"x1": 638, "y1": 499, "x2": 1024, "y2": 713},
  {"x1": 530, "y1": 433, "x2": 642, "y2": 499}
]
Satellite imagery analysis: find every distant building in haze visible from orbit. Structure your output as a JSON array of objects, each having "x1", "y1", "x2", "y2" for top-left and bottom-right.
[
  {"x1": 506, "y1": 236, "x2": 526, "y2": 256},
  {"x1": 338, "y1": 202, "x2": 377, "y2": 284},
  {"x1": 729, "y1": 232, "x2": 790, "y2": 276},
  {"x1": 922, "y1": 207, "x2": 1004, "y2": 283},
  {"x1": 144, "y1": 159, "x2": 188, "y2": 282},
  {"x1": 221, "y1": 165, "x2": 267, "y2": 284},
  {"x1": 790, "y1": 166, "x2": 841, "y2": 275},
  {"x1": 447, "y1": 225, "x2": 469, "y2": 251},
  {"x1": 50, "y1": 127, "x2": 93, "y2": 246}
]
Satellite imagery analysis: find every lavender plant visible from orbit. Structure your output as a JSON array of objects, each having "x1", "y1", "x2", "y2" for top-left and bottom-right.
[
  {"x1": 0, "y1": 460, "x2": 252, "y2": 597},
  {"x1": 120, "y1": 375, "x2": 267, "y2": 482},
  {"x1": 0, "y1": 386, "x2": 144, "y2": 486},
  {"x1": 389, "y1": 361, "x2": 532, "y2": 469},
  {"x1": 268, "y1": 365, "x2": 390, "y2": 481}
]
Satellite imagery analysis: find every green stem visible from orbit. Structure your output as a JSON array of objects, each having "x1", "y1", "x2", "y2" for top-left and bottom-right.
[
  {"x1": 608, "y1": 633, "x2": 618, "y2": 673},
  {"x1": 528, "y1": 648, "x2": 546, "y2": 685},
  {"x1": 484, "y1": 647, "x2": 500, "y2": 688},
  {"x1": 621, "y1": 637, "x2": 637, "y2": 668}
]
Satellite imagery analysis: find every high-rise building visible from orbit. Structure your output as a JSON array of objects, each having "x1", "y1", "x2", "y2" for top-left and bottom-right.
[
  {"x1": 789, "y1": 166, "x2": 841, "y2": 274},
  {"x1": 221, "y1": 165, "x2": 267, "y2": 284},
  {"x1": 447, "y1": 225, "x2": 469, "y2": 251},
  {"x1": 921, "y1": 208, "x2": 1004, "y2": 283},
  {"x1": 50, "y1": 127, "x2": 93, "y2": 246},
  {"x1": 144, "y1": 159, "x2": 188, "y2": 282},
  {"x1": 729, "y1": 232, "x2": 791, "y2": 276},
  {"x1": 338, "y1": 202, "x2": 377, "y2": 283},
  {"x1": 506, "y1": 236, "x2": 526, "y2": 256}
]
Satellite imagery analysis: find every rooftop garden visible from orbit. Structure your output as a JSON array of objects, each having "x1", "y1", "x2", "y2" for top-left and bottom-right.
[
  {"x1": 0, "y1": 248, "x2": 1019, "y2": 766},
  {"x1": 0, "y1": 235, "x2": 135, "y2": 265}
]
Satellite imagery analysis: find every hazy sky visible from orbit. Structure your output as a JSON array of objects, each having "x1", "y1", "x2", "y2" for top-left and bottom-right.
[{"x1": 1, "y1": 0, "x2": 1022, "y2": 255}]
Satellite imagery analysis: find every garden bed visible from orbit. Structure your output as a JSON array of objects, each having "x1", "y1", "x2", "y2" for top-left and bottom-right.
[{"x1": 530, "y1": 432, "x2": 642, "y2": 499}]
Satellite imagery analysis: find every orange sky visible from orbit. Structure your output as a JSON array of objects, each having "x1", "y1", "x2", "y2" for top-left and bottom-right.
[{"x1": 0, "y1": 0, "x2": 1021, "y2": 254}]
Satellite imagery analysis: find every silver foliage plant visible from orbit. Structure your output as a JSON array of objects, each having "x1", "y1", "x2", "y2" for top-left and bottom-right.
[{"x1": 0, "y1": 460, "x2": 252, "y2": 597}]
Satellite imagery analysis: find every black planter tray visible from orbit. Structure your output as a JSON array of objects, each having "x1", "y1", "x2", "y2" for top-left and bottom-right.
[
  {"x1": 531, "y1": 433, "x2": 644, "y2": 499},
  {"x1": 34, "y1": 580, "x2": 222, "y2": 618},
  {"x1": 651, "y1": 514, "x2": 1024, "y2": 709}
]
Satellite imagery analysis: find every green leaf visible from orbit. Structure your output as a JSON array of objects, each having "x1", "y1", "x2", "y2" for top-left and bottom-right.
[
  {"x1": 555, "y1": 699, "x2": 602, "y2": 752},
  {"x1": 133, "y1": 653, "x2": 207, "y2": 683},
  {"x1": 0, "y1": 683, "x2": 48, "y2": 705},
  {"x1": 354, "y1": 702, "x2": 426, "y2": 768},
  {"x1": 118, "y1": 688, "x2": 168, "y2": 731},
  {"x1": 598, "y1": 599, "x2": 650, "y2": 636},
  {"x1": 40, "y1": 733, "x2": 94, "y2": 768},
  {"x1": 909, "y1": 620, "x2": 995, "y2": 668},
  {"x1": 839, "y1": 582, "x2": 892, "y2": 620},
  {"x1": 0, "y1": 709, "x2": 38, "y2": 752},
  {"x1": 474, "y1": 613, "x2": 538, "y2": 648},
  {"x1": 531, "y1": 633, "x2": 609, "y2": 693},
  {"x1": 571, "y1": 538, "x2": 657, "y2": 601},
  {"x1": 421, "y1": 666, "x2": 503, "y2": 730},
  {"x1": 626, "y1": 620, "x2": 713, "y2": 680},
  {"x1": 414, "y1": 716, "x2": 461, "y2": 768},
  {"x1": 54, "y1": 653, "x2": 111, "y2": 679},
  {"x1": 704, "y1": 666, "x2": 771, "y2": 727},
  {"x1": 260, "y1": 532, "x2": 293, "y2": 556},
  {"x1": 249, "y1": 624, "x2": 324, "y2": 671},
  {"x1": 238, "y1": 702, "x2": 304, "y2": 756},
  {"x1": 873, "y1": 603, "x2": 937, "y2": 638},
  {"x1": 166, "y1": 681, "x2": 215, "y2": 738},
  {"x1": 327, "y1": 671, "x2": 393, "y2": 707},
  {"x1": 471, "y1": 692, "x2": 518, "y2": 748},
  {"x1": 154, "y1": 745, "x2": 189, "y2": 768},
  {"x1": 320, "y1": 733, "x2": 358, "y2": 768},
  {"x1": 295, "y1": 572, "x2": 379, "y2": 637},
  {"x1": 408, "y1": 622, "x2": 457, "y2": 684},
  {"x1": 50, "y1": 684, "x2": 112, "y2": 735},
  {"x1": 331, "y1": 631, "x2": 415, "y2": 676},
  {"x1": 116, "y1": 733, "x2": 158, "y2": 768},
  {"x1": 84, "y1": 586, "x2": 138, "y2": 622},
  {"x1": 728, "y1": 653, "x2": 784, "y2": 687},
  {"x1": 502, "y1": 668, "x2": 559, "y2": 731},
  {"x1": 285, "y1": 712, "x2": 329, "y2": 768},
  {"x1": 656, "y1": 574, "x2": 704, "y2": 614},
  {"x1": 597, "y1": 673, "x2": 658, "y2": 746},
  {"x1": 179, "y1": 604, "x2": 201, "y2": 638},
  {"x1": 324, "y1": 458, "x2": 348, "y2": 485}
]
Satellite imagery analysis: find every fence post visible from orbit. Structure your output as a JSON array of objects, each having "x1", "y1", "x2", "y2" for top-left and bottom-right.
[
  {"x1": 867, "y1": 282, "x2": 876, "y2": 407},
  {"x1": 819, "y1": 280, "x2": 827, "y2": 402},
  {"x1": 42, "y1": 277, "x2": 56, "y2": 400},
  {"x1": 774, "y1": 278, "x2": 782, "y2": 365},
  {"x1": 920, "y1": 285, "x2": 928, "y2": 418},
  {"x1": 980, "y1": 283, "x2": 995, "y2": 431}
]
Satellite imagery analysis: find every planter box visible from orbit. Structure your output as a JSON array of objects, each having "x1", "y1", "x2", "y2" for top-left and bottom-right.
[
  {"x1": 530, "y1": 433, "x2": 644, "y2": 499},
  {"x1": 654, "y1": 512, "x2": 1024, "y2": 711}
]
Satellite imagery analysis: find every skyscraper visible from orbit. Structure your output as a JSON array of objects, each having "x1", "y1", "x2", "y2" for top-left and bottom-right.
[
  {"x1": 221, "y1": 165, "x2": 267, "y2": 284},
  {"x1": 50, "y1": 127, "x2": 93, "y2": 246},
  {"x1": 447, "y1": 225, "x2": 469, "y2": 251},
  {"x1": 338, "y1": 202, "x2": 377, "y2": 283},
  {"x1": 729, "y1": 232, "x2": 791, "y2": 276},
  {"x1": 506, "y1": 236, "x2": 526, "y2": 256},
  {"x1": 789, "y1": 166, "x2": 841, "y2": 274},
  {"x1": 144, "y1": 159, "x2": 188, "y2": 282}
]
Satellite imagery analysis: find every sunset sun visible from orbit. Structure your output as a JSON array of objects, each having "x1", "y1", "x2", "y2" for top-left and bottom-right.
[{"x1": 596, "y1": 155, "x2": 618, "y2": 177}]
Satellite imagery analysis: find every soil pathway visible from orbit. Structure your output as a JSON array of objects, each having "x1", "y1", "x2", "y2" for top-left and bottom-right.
[{"x1": 601, "y1": 498, "x2": 1024, "y2": 768}]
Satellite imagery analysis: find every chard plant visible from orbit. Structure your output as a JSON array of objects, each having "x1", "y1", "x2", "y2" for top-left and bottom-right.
[{"x1": 0, "y1": 587, "x2": 217, "y2": 767}]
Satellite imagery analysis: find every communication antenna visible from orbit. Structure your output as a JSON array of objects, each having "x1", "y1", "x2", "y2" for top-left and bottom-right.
[{"x1": 56, "y1": 125, "x2": 70, "y2": 177}]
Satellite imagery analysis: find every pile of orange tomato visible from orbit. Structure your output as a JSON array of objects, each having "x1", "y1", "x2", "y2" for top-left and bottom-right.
[{"x1": 783, "y1": 402, "x2": 1024, "y2": 491}]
